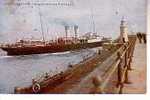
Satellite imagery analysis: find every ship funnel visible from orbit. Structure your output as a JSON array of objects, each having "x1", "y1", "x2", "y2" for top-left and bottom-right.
[
  {"x1": 65, "y1": 26, "x2": 69, "y2": 39},
  {"x1": 74, "y1": 25, "x2": 78, "y2": 39}
]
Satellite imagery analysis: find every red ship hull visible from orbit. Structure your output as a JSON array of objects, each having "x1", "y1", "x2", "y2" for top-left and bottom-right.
[{"x1": 1, "y1": 41, "x2": 104, "y2": 56}]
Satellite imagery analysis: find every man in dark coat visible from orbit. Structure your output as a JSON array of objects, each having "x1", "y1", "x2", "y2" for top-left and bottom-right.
[{"x1": 137, "y1": 32, "x2": 142, "y2": 43}]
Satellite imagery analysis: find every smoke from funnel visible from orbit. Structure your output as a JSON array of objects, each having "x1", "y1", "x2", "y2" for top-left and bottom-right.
[
  {"x1": 49, "y1": 18, "x2": 78, "y2": 38},
  {"x1": 52, "y1": 18, "x2": 77, "y2": 26}
]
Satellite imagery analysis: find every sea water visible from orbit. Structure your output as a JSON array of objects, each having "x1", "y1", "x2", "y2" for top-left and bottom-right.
[{"x1": 0, "y1": 48, "x2": 97, "y2": 93}]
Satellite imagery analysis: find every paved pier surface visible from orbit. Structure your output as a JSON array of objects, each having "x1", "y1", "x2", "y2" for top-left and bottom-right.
[{"x1": 123, "y1": 41, "x2": 146, "y2": 93}]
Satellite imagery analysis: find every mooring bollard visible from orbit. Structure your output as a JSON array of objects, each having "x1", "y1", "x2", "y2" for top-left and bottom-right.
[{"x1": 91, "y1": 76, "x2": 103, "y2": 94}]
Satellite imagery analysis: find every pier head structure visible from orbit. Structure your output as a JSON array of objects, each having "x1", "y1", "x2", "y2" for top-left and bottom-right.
[{"x1": 120, "y1": 18, "x2": 129, "y2": 43}]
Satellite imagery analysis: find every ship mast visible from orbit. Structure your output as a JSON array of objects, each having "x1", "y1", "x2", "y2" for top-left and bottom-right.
[
  {"x1": 38, "y1": 6, "x2": 45, "y2": 43},
  {"x1": 91, "y1": 8, "x2": 96, "y2": 33},
  {"x1": 90, "y1": 2, "x2": 96, "y2": 36},
  {"x1": 90, "y1": 2, "x2": 96, "y2": 34}
]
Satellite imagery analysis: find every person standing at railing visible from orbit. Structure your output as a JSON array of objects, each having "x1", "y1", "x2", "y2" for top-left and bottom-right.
[
  {"x1": 142, "y1": 33, "x2": 146, "y2": 44},
  {"x1": 137, "y1": 32, "x2": 142, "y2": 43}
]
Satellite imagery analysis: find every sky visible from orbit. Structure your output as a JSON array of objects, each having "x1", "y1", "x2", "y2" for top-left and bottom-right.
[
  {"x1": 148, "y1": 0, "x2": 150, "y2": 34},
  {"x1": 0, "y1": 0, "x2": 146, "y2": 43}
]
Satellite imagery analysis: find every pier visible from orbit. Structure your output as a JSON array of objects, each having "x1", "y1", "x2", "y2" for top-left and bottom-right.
[{"x1": 13, "y1": 35, "x2": 146, "y2": 94}]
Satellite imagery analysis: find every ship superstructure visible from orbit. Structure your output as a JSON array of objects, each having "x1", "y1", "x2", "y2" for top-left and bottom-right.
[{"x1": 0, "y1": 27, "x2": 106, "y2": 56}]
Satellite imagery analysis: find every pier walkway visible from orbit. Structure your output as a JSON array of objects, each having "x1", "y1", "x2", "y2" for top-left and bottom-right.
[{"x1": 123, "y1": 41, "x2": 146, "y2": 93}]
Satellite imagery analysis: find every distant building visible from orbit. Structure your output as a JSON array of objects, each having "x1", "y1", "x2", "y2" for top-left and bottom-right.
[{"x1": 120, "y1": 17, "x2": 129, "y2": 43}]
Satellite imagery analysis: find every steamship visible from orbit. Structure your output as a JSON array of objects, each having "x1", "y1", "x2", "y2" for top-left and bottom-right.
[
  {"x1": 0, "y1": 7, "x2": 109, "y2": 56},
  {"x1": 0, "y1": 26, "x2": 107, "y2": 56}
]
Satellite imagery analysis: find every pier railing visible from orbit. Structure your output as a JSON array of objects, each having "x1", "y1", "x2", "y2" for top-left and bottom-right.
[{"x1": 91, "y1": 35, "x2": 136, "y2": 94}]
